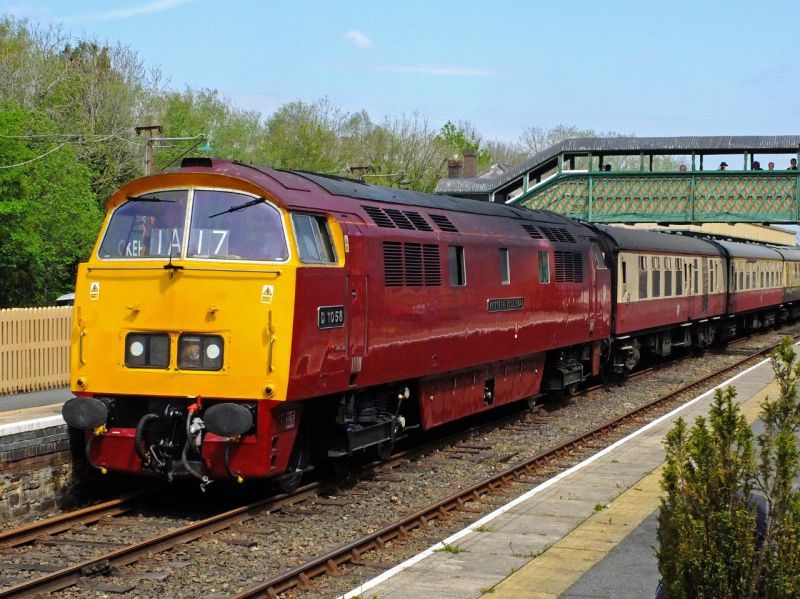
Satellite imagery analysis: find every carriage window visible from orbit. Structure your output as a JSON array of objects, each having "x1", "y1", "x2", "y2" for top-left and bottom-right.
[
  {"x1": 639, "y1": 261, "x2": 648, "y2": 299},
  {"x1": 652, "y1": 268, "x2": 661, "y2": 297},
  {"x1": 99, "y1": 190, "x2": 188, "y2": 259},
  {"x1": 675, "y1": 264, "x2": 683, "y2": 295},
  {"x1": 622, "y1": 261, "x2": 627, "y2": 285},
  {"x1": 449, "y1": 245, "x2": 466, "y2": 286},
  {"x1": 665, "y1": 268, "x2": 673, "y2": 296},
  {"x1": 189, "y1": 190, "x2": 289, "y2": 261},
  {"x1": 500, "y1": 248, "x2": 510, "y2": 284},
  {"x1": 694, "y1": 259, "x2": 699, "y2": 292},
  {"x1": 538, "y1": 250, "x2": 550, "y2": 284}
]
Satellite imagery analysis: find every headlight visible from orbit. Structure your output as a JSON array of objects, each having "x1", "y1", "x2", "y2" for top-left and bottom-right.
[
  {"x1": 125, "y1": 333, "x2": 170, "y2": 368},
  {"x1": 179, "y1": 334, "x2": 224, "y2": 370}
]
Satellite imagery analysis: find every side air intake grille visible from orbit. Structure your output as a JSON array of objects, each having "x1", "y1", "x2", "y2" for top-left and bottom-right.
[
  {"x1": 363, "y1": 206, "x2": 395, "y2": 228},
  {"x1": 540, "y1": 226, "x2": 576, "y2": 243},
  {"x1": 383, "y1": 242, "x2": 404, "y2": 286},
  {"x1": 363, "y1": 206, "x2": 434, "y2": 232},
  {"x1": 423, "y1": 244, "x2": 442, "y2": 285},
  {"x1": 429, "y1": 213, "x2": 459, "y2": 232},
  {"x1": 521, "y1": 224, "x2": 543, "y2": 239},
  {"x1": 404, "y1": 211, "x2": 433, "y2": 231},
  {"x1": 384, "y1": 208, "x2": 415, "y2": 230},
  {"x1": 554, "y1": 251, "x2": 584, "y2": 282},
  {"x1": 383, "y1": 242, "x2": 441, "y2": 287}
]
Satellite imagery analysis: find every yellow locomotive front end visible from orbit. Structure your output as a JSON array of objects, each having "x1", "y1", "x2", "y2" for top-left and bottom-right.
[{"x1": 63, "y1": 171, "x2": 331, "y2": 487}]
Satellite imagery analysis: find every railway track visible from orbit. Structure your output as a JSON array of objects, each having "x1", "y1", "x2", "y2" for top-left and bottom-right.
[
  {"x1": 0, "y1": 330, "x2": 792, "y2": 598},
  {"x1": 231, "y1": 334, "x2": 796, "y2": 599}
]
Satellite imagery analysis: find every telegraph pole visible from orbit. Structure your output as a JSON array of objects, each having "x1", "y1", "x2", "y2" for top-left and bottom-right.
[{"x1": 135, "y1": 125, "x2": 163, "y2": 175}]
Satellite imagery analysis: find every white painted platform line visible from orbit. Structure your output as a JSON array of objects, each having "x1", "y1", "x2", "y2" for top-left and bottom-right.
[
  {"x1": 340, "y1": 351, "x2": 779, "y2": 599},
  {"x1": 0, "y1": 415, "x2": 66, "y2": 438}
]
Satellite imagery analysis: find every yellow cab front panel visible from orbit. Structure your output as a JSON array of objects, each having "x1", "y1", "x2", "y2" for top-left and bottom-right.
[{"x1": 68, "y1": 172, "x2": 316, "y2": 481}]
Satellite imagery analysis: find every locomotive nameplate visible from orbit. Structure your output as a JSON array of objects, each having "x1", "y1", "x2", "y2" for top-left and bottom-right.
[
  {"x1": 318, "y1": 305, "x2": 345, "y2": 329},
  {"x1": 487, "y1": 297, "x2": 524, "y2": 312}
]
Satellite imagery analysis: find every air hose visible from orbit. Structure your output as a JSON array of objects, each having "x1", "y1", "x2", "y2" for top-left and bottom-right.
[{"x1": 134, "y1": 413, "x2": 160, "y2": 466}]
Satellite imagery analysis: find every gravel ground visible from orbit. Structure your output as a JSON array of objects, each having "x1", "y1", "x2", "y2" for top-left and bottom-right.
[{"x1": 4, "y1": 327, "x2": 794, "y2": 599}]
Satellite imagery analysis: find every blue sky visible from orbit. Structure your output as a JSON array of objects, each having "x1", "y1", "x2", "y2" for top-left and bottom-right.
[{"x1": 3, "y1": 0, "x2": 799, "y2": 142}]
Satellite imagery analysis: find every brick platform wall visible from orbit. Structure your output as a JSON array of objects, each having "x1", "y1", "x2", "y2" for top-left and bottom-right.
[{"x1": 0, "y1": 425, "x2": 84, "y2": 525}]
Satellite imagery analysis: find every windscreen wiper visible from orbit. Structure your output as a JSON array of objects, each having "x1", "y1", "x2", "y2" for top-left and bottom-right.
[
  {"x1": 125, "y1": 195, "x2": 175, "y2": 203},
  {"x1": 209, "y1": 197, "x2": 264, "y2": 219}
]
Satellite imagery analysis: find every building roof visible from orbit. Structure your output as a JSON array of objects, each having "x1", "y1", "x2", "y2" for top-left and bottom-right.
[{"x1": 435, "y1": 135, "x2": 800, "y2": 195}]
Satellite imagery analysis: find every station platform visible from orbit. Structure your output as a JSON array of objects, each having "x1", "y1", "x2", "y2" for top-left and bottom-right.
[
  {"x1": 342, "y1": 355, "x2": 778, "y2": 599},
  {"x1": 0, "y1": 388, "x2": 68, "y2": 433}
]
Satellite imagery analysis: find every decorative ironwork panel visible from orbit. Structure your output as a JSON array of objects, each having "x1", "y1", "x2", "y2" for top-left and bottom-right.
[
  {"x1": 694, "y1": 175, "x2": 796, "y2": 221},
  {"x1": 516, "y1": 172, "x2": 800, "y2": 223}
]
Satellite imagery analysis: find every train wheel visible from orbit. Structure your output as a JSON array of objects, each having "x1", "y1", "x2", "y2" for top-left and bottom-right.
[
  {"x1": 562, "y1": 383, "x2": 579, "y2": 398},
  {"x1": 375, "y1": 439, "x2": 394, "y2": 461},
  {"x1": 275, "y1": 436, "x2": 309, "y2": 494}
]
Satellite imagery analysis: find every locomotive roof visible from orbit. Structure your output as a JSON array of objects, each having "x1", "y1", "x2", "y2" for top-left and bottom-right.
[
  {"x1": 285, "y1": 169, "x2": 579, "y2": 227},
  {"x1": 168, "y1": 159, "x2": 585, "y2": 229},
  {"x1": 714, "y1": 239, "x2": 785, "y2": 260},
  {"x1": 594, "y1": 224, "x2": 723, "y2": 256}
]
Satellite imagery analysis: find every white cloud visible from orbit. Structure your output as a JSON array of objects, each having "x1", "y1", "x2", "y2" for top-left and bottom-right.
[
  {"x1": 61, "y1": 0, "x2": 193, "y2": 23},
  {"x1": 344, "y1": 30, "x2": 372, "y2": 49},
  {"x1": 378, "y1": 64, "x2": 495, "y2": 77}
]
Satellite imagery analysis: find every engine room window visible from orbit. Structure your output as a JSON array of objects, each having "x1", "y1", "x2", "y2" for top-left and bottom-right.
[
  {"x1": 99, "y1": 190, "x2": 188, "y2": 259},
  {"x1": 538, "y1": 251, "x2": 550, "y2": 284},
  {"x1": 500, "y1": 248, "x2": 510, "y2": 284},
  {"x1": 292, "y1": 213, "x2": 336, "y2": 264},
  {"x1": 189, "y1": 190, "x2": 289, "y2": 261},
  {"x1": 449, "y1": 246, "x2": 466, "y2": 286}
]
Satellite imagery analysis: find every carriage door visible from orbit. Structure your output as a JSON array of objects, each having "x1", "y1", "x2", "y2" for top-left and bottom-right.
[
  {"x1": 342, "y1": 222, "x2": 368, "y2": 378},
  {"x1": 701, "y1": 258, "x2": 709, "y2": 315}
]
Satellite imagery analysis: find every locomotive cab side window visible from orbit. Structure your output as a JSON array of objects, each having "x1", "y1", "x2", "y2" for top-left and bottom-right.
[{"x1": 292, "y1": 213, "x2": 336, "y2": 264}]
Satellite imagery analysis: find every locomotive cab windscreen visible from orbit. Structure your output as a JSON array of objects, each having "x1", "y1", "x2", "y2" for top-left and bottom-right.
[{"x1": 98, "y1": 189, "x2": 289, "y2": 262}]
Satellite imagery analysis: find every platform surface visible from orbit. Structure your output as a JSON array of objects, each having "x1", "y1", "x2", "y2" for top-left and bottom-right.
[
  {"x1": 0, "y1": 388, "x2": 69, "y2": 438},
  {"x1": 342, "y1": 356, "x2": 778, "y2": 599}
]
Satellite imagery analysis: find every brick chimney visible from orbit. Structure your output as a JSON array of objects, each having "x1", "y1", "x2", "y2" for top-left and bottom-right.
[
  {"x1": 447, "y1": 156, "x2": 463, "y2": 178},
  {"x1": 463, "y1": 149, "x2": 478, "y2": 178}
]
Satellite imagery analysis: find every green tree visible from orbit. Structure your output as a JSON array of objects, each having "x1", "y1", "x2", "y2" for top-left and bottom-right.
[
  {"x1": 157, "y1": 87, "x2": 264, "y2": 170},
  {"x1": 0, "y1": 102, "x2": 101, "y2": 306},
  {"x1": 658, "y1": 337, "x2": 800, "y2": 598},
  {"x1": 657, "y1": 386, "x2": 757, "y2": 599},
  {"x1": 436, "y1": 120, "x2": 492, "y2": 171}
]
